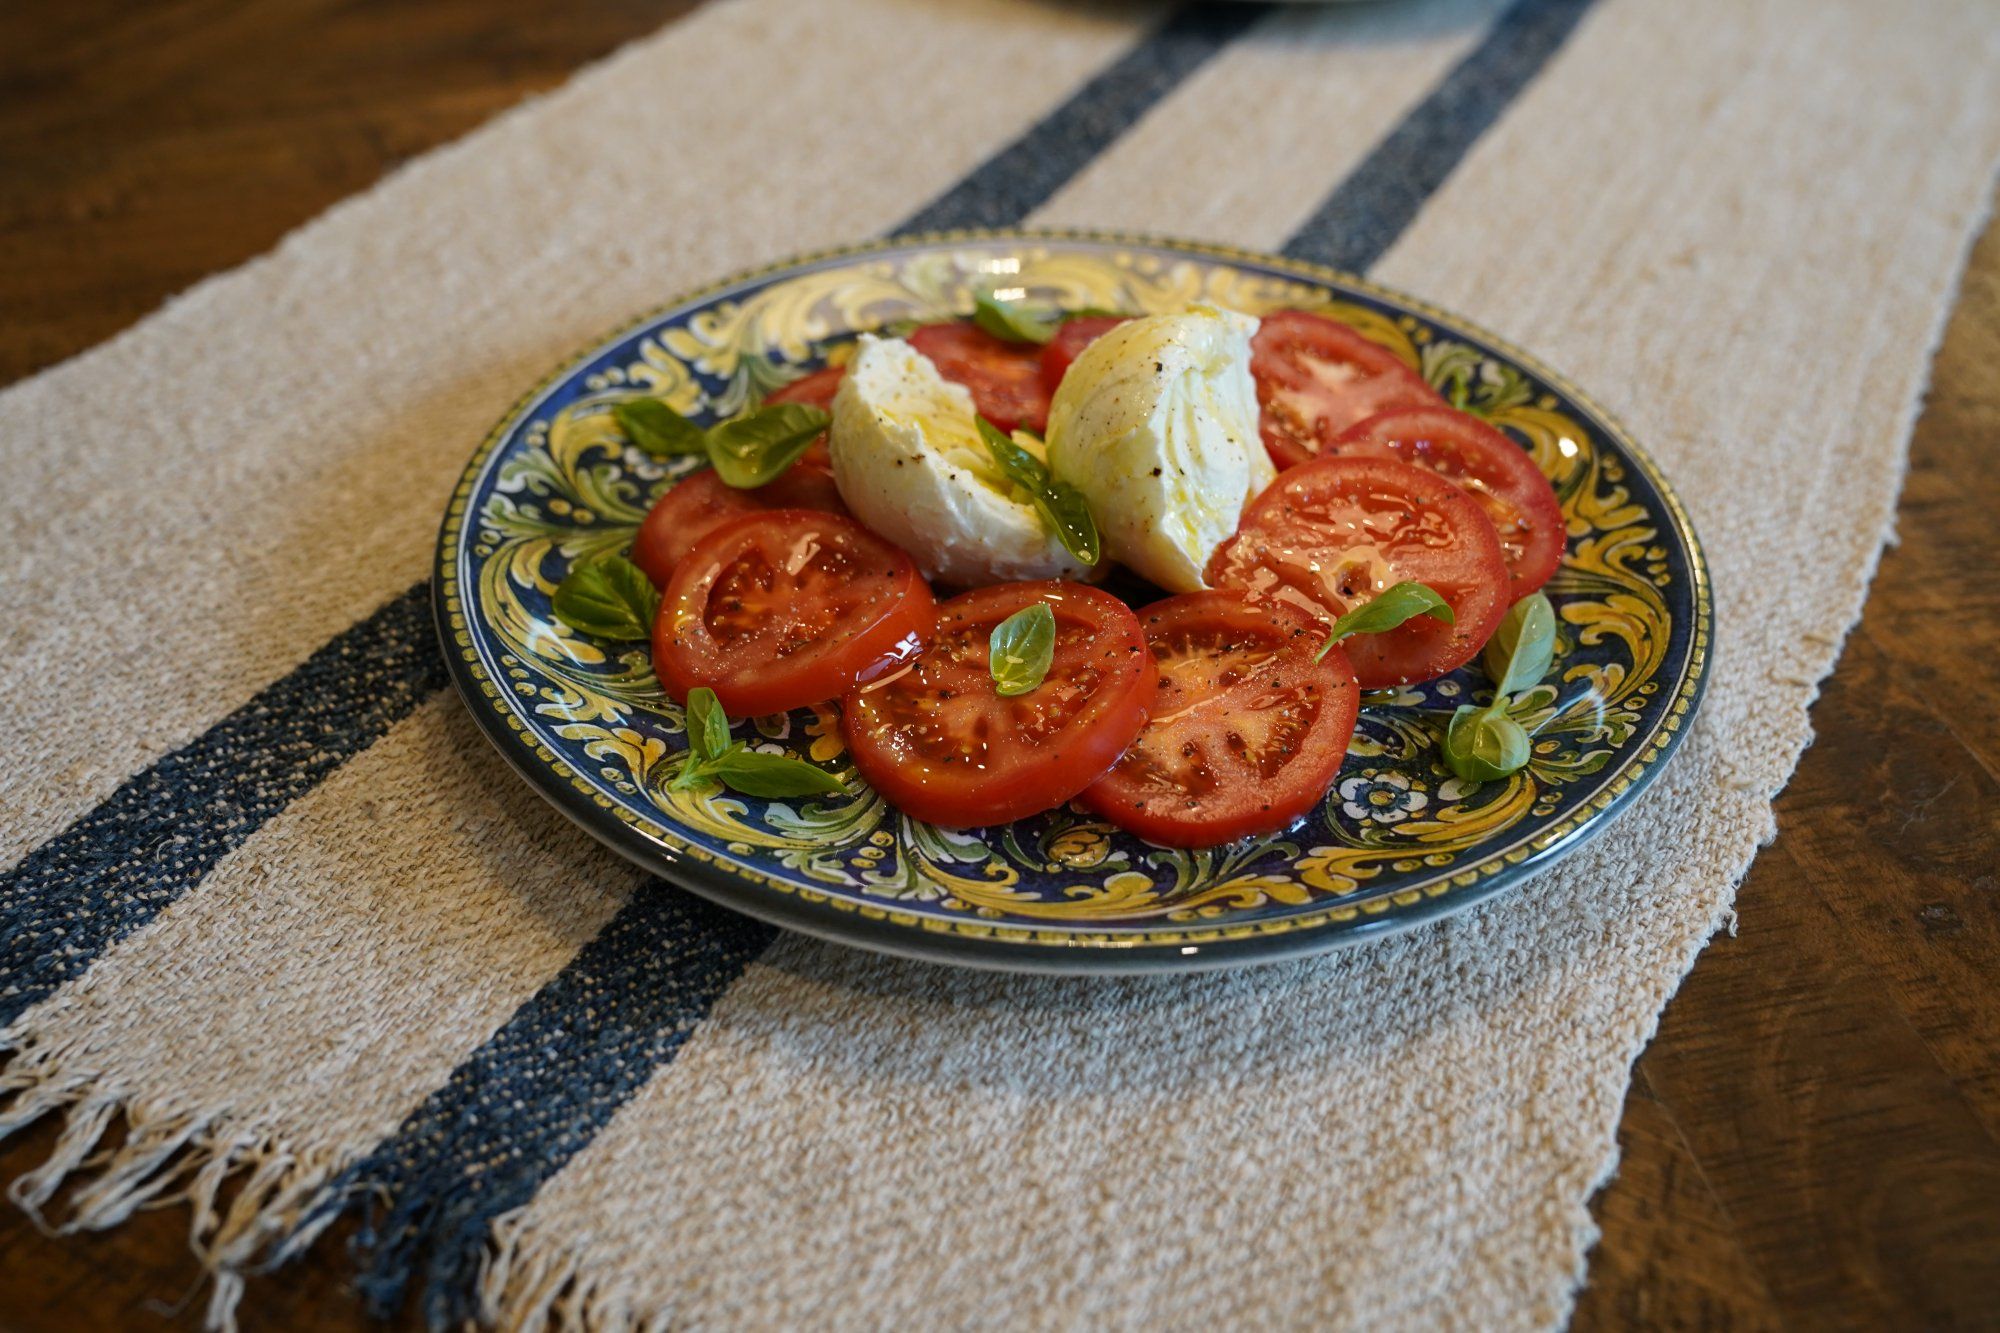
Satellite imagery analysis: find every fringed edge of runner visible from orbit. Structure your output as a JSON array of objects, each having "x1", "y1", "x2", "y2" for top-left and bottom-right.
[
  {"x1": 481, "y1": 1206, "x2": 677, "y2": 1333},
  {"x1": 0, "y1": 1029, "x2": 356, "y2": 1332}
]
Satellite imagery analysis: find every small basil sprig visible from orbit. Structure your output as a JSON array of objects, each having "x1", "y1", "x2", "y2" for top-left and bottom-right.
[
  {"x1": 615, "y1": 396, "x2": 830, "y2": 489},
  {"x1": 989, "y1": 602, "x2": 1057, "y2": 697},
  {"x1": 551, "y1": 554, "x2": 659, "y2": 641},
  {"x1": 614, "y1": 399, "x2": 708, "y2": 456},
  {"x1": 669, "y1": 688, "x2": 847, "y2": 798},
  {"x1": 706, "y1": 403, "x2": 830, "y2": 488},
  {"x1": 1481, "y1": 589, "x2": 1557, "y2": 694},
  {"x1": 1313, "y1": 582, "x2": 1454, "y2": 662},
  {"x1": 972, "y1": 288, "x2": 1061, "y2": 345},
  {"x1": 975, "y1": 417, "x2": 1101, "y2": 566},
  {"x1": 1443, "y1": 593, "x2": 1557, "y2": 784},
  {"x1": 1444, "y1": 705, "x2": 1532, "y2": 781}
]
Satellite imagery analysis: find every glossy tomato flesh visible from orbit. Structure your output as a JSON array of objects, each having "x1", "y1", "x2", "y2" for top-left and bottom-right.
[
  {"x1": 907, "y1": 321, "x2": 1052, "y2": 434},
  {"x1": 1207, "y1": 455, "x2": 1509, "y2": 689},
  {"x1": 655, "y1": 509, "x2": 933, "y2": 716},
  {"x1": 630, "y1": 464, "x2": 847, "y2": 588},
  {"x1": 1080, "y1": 592, "x2": 1358, "y2": 846},
  {"x1": 841, "y1": 581, "x2": 1154, "y2": 827},
  {"x1": 1251, "y1": 309, "x2": 1441, "y2": 470},
  {"x1": 1038, "y1": 315, "x2": 1126, "y2": 396},
  {"x1": 1330, "y1": 406, "x2": 1565, "y2": 595}
]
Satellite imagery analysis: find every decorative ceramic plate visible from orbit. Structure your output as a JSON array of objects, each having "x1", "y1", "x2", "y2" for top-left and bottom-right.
[{"x1": 434, "y1": 232, "x2": 1710, "y2": 973}]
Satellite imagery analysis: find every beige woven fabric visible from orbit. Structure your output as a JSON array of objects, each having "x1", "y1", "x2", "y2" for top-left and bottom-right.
[{"x1": 2, "y1": 0, "x2": 1996, "y2": 1328}]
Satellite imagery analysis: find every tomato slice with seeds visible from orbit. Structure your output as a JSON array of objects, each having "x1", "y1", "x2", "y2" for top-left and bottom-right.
[
  {"x1": 1079, "y1": 592, "x2": 1358, "y2": 847},
  {"x1": 1207, "y1": 455, "x2": 1509, "y2": 689},
  {"x1": 655, "y1": 509, "x2": 933, "y2": 716},
  {"x1": 1252, "y1": 309, "x2": 1442, "y2": 470},
  {"x1": 1039, "y1": 315, "x2": 1126, "y2": 395},
  {"x1": 1330, "y1": 406, "x2": 1565, "y2": 596},
  {"x1": 765, "y1": 365, "x2": 845, "y2": 470},
  {"x1": 841, "y1": 581, "x2": 1155, "y2": 828},
  {"x1": 907, "y1": 321, "x2": 1052, "y2": 434},
  {"x1": 630, "y1": 465, "x2": 847, "y2": 588}
]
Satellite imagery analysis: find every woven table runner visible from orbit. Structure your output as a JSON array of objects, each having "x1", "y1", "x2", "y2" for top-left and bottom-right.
[{"x1": 4, "y1": 0, "x2": 1997, "y2": 1327}]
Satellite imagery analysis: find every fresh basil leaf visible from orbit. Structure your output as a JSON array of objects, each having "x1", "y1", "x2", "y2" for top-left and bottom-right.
[
  {"x1": 1035, "y1": 483, "x2": 1102, "y2": 567},
  {"x1": 550, "y1": 554, "x2": 659, "y2": 641},
  {"x1": 1443, "y1": 705, "x2": 1532, "y2": 783},
  {"x1": 976, "y1": 415, "x2": 1044, "y2": 487},
  {"x1": 705, "y1": 403, "x2": 830, "y2": 488},
  {"x1": 1437, "y1": 594, "x2": 1553, "y2": 786},
  {"x1": 614, "y1": 398, "x2": 708, "y2": 457},
  {"x1": 989, "y1": 601, "x2": 1057, "y2": 697},
  {"x1": 700, "y1": 747, "x2": 848, "y2": 798},
  {"x1": 684, "y1": 686, "x2": 731, "y2": 764},
  {"x1": 1482, "y1": 592, "x2": 1557, "y2": 696},
  {"x1": 975, "y1": 417, "x2": 1102, "y2": 566},
  {"x1": 972, "y1": 288, "x2": 1060, "y2": 345},
  {"x1": 1314, "y1": 582, "x2": 1454, "y2": 662},
  {"x1": 882, "y1": 317, "x2": 924, "y2": 337},
  {"x1": 1067, "y1": 306, "x2": 1128, "y2": 321}
]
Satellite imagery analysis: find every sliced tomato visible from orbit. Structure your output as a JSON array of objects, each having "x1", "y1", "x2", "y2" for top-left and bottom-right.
[
  {"x1": 655, "y1": 509, "x2": 933, "y2": 716},
  {"x1": 907, "y1": 321, "x2": 1052, "y2": 434},
  {"x1": 1251, "y1": 309, "x2": 1441, "y2": 470},
  {"x1": 1079, "y1": 592, "x2": 1358, "y2": 847},
  {"x1": 1330, "y1": 407, "x2": 1565, "y2": 595},
  {"x1": 841, "y1": 581, "x2": 1154, "y2": 828},
  {"x1": 630, "y1": 465, "x2": 847, "y2": 588},
  {"x1": 1207, "y1": 455, "x2": 1509, "y2": 689},
  {"x1": 765, "y1": 364, "x2": 845, "y2": 470},
  {"x1": 1039, "y1": 315, "x2": 1126, "y2": 395},
  {"x1": 766, "y1": 365, "x2": 844, "y2": 409}
]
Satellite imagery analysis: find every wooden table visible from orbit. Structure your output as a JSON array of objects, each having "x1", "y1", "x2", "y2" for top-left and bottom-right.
[{"x1": 2, "y1": 3, "x2": 1995, "y2": 1327}]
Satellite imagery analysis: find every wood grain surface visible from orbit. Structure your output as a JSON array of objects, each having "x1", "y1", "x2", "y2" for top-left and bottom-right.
[{"x1": 2, "y1": 3, "x2": 1996, "y2": 1329}]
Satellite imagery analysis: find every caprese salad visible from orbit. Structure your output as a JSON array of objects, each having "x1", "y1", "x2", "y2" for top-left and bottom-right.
[{"x1": 551, "y1": 293, "x2": 1567, "y2": 848}]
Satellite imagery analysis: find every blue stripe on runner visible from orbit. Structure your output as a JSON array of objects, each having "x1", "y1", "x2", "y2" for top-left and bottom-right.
[
  {"x1": 1281, "y1": 0, "x2": 1598, "y2": 273},
  {"x1": 0, "y1": 582, "x2": 443, "y2": 1027},
  {"x1": 900, "y1": 3, "x2": 1272, "y2": 233},
  {"x1": 292, "y1": 887, "x2": 776, "y2": 1325},
  {"x1": 307, "y1": 2, "x2": 1601, "y2": 1321}
]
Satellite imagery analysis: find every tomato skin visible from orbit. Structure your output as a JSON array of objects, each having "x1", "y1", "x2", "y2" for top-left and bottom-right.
[
  {"x1": 1039, "y1": 315, "x2": 1126, "y2": 395},
  {"x1": 841, "y1": 581, "x2": 1155, "y2": 828},
  {"x1": 630, "y1": 465, "x2": 847, "y2": 588},
  {"x1": 1252, "y1": 309, "x2": 1442, "y2": 470},
  {"x1": 1208, "y1": 455, "x2": 1510, "y2": 689},
  {"x1": 1080, "y1": 592, "x2": 1359, "y2": 847},
  {"x1": 907, "y1": 321, "x2": 1052, "y2": 434},
  {"x1": 766, "y1": 365, "x2": 845, "y2": 409},
  {"x1": 655, "y1": 509, "x2": 934, "y2": 716},
  {"x1": 1330, "y1": 406, "x2": 1565, "y2": 595}
]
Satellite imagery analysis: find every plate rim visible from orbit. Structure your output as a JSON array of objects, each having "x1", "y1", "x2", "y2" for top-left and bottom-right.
[{"x1": 432, "y1": 226, "x2": 1713, "y2": 974}]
